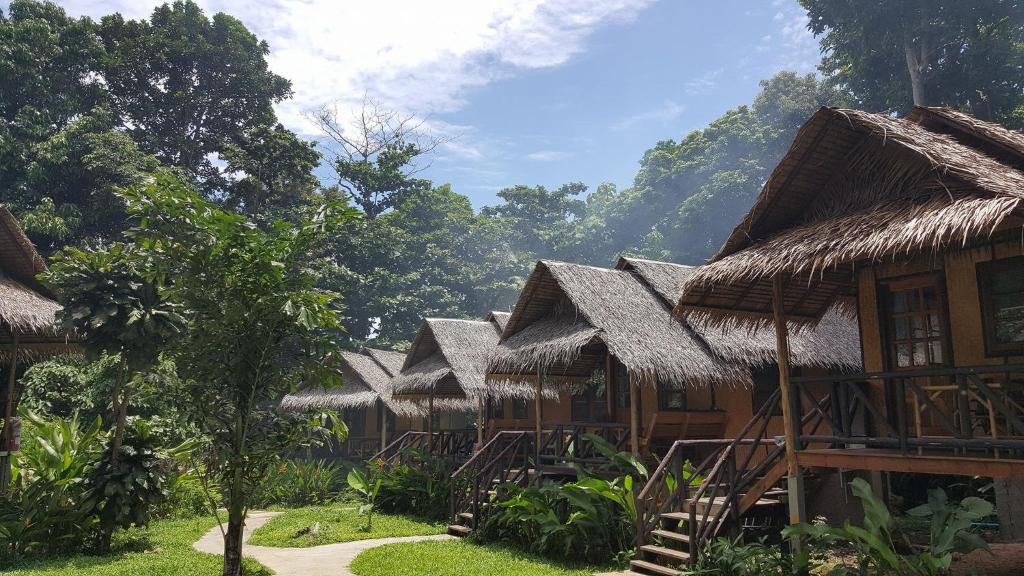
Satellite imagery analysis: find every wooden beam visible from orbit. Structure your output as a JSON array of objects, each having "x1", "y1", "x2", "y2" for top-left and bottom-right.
[
  {"x1": 797, "y1": 449, "x2": 1024, "y2": 479},
  {"x1": 380, "y1": 401, "x2": 388, "y2": 452},
  {"x1": 773, "y1": 276, "x2": 806, "y2": 528},
  {"x1": 629, "y1": 371, "x2": 640, "y2": 455},
  {"x1": 0, "y1": 333, "x2": 19, "y2": 496},
  {"x1": 535, "y1": 368, "x2": 543, "y2": 464}
]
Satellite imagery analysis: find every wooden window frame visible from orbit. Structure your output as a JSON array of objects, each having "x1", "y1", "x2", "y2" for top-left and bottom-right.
[
  {"x1": 657, "y1": 385, "x2": 719, "y2": 412},
  {"x1": 878, "y1": 273, "x2": 952, "y2": 371},
  {"x1": 977, "y1": 255, "x2": 1024, "y2": 356}
]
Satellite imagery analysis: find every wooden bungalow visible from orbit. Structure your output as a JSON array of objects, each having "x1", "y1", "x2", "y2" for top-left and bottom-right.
[
  {"x1": 280, "y1": 347, "x2": 422, "y2": 458},
  {"x1": 0, "y1": 207, "x2": 77, "y2": 491},
  {"x1": 675, "y1": 106, "x2": 1024, "y2": 547},
  {"x1": 486, "y1": 258, "x2": 859, "y2": 458}
]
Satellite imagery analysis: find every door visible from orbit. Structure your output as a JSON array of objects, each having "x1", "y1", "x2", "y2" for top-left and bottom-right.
[{"x1": 878, "y1": 274, "x2": 952, "y2": 438}]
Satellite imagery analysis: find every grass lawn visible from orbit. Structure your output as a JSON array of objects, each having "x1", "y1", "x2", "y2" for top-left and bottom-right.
[
  {"x1": 349, "y1": 540, "x2": 615, "y2": 576},
  {"x1": 247, "y1": 504, "x2": 446, "y2": 547},
  {"x1": 2, "y1": 516, "x2": 271, "y2": 576}
]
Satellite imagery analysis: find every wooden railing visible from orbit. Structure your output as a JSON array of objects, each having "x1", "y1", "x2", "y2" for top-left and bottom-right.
[
  {"x1": 368, "y1": 430, "x2": 477, "y2": 466},
  {"x1": 535, "y1": 421, "x2": 629, "y2": 468},
  {"x1": 791, "y1": 364, "x2": 1024, "y2": 457},
  {"x1": 635, "y1": 389, "x2": 830, "y2": 566},
  {"x1": 449, "y1": 431, "x2": 533, "y2": 529}
]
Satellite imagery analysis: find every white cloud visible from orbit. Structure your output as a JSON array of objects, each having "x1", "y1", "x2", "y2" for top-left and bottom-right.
[
  {"x1": 524, "y1": 150, "x2": 568, "y2": 161},
  {"x1": 58, "y1": 0, "x2": 653, "y2": 137},
  {"x1": 685, "y1": 67, "x2": 724, "y2": 94},
  {"x1": 611, "y1": 100, "x2": 685, "y2": 131}
]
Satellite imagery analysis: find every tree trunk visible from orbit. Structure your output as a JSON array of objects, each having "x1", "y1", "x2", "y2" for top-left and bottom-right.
[
  {"x1": 109, "y1": 364, "x2": 130, "y2": 466},
  {"x1": 903, "y1": 4, "x2": 930, "y2": 107},
  {"x1": 222, "y1": 503, "x2": 246, "y2": 576},
  {"x1": 903, "y1": 40, "x2": 926, "y2": 106}
]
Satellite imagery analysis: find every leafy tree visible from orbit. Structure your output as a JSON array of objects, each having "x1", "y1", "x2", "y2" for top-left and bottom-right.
[
  {"x1": 120, "y1": 172, "x2": 352, "y2": 576},
  {"x1": 97, "y1": 0, "x2": 292, "y2": 191},
  {"x1": 310, "y1": 99, "x2": 445, "y2": 218},
  {"x1": 801, "y1": 0, "x2": 1024, "y2": 123},
  {"x1": 481, "y1": 182, "x2": 587, "y2": 262}
]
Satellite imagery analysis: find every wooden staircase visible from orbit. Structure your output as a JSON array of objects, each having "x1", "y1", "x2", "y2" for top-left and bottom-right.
[
  {"x1": 368, "y1": 430, "x2": 476, "y2": 467},
  {"x1": 631, "y1": 389, "x2": 831, "y2": 575},
  {"x1": 447, "y1": 431, "x2": 533, "y2": 537}
]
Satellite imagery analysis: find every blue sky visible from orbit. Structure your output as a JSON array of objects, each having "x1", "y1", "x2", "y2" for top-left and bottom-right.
[{"x1": 60, "y1": 0, "x2": 821, "y2": 209}]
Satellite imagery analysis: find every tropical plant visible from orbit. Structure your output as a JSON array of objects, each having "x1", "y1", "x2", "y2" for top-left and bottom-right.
[
  {"x1": 347, "y1": 467, "x2": 382, "y2": 531},
  {"x1": 251, "y1": 459, "x2": 346, "y2": 508},
  {"x1": 786, "y1": 478, "x2": 993, "y2": 576},
  {"x1": 371, "y1": 449, "x2": 454, "y2": 520},
  {"x1": 685, "y1": 536, "x2": 798, "y2": 576}
]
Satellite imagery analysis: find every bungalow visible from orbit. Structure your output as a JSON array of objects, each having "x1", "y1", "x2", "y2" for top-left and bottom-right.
[
  {"x1": 280, "y1": 347, "x2": 421, "y2": 458},
  {"x1": 676, "y1": 106, "x2": 1024, "y2": 552},
  {"x1": 0, "y1": 207, "x2": 77, "y2": 492}
]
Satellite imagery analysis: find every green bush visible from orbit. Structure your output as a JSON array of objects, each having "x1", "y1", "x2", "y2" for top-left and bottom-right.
[
  {"x1": 477, "y1": 474, "x2": 637, "y2": 564},
  {"x1": 370, "y1": 449, "x2": 454, "y2": 520},
  {"x1": 685, "y1": 537, "x2": 797, "y2": 576},
  {"x1": 0, "y1": 411, "x2": 103, "y2": 558},
  {"x1": 158, "y1": 469, "x2": 214, "y2": 519},
  {"x1": 251, "y1": 459, "x2": 346, "y2": 508}
]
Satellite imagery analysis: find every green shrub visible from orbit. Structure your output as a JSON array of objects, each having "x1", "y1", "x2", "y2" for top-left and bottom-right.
[
  {"x1": 0, "y1": 411, "x2": 103, "y2": 558},
  {"x1": 251, "y1": 459, "x2": 346, "y2": 508},
  {"x1": 158, "y1": 469, "x2": 214, "y2": 519},
  {"x1": 370, "y1": 449, "x2": 454, "y2": 520},
  {"x1": 685, "y1": 537, "x2": 797, "y2": 576}
]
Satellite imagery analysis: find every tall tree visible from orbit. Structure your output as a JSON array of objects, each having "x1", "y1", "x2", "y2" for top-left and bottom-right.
[
  {"x1": 481, "y1": 182, "x2": 587, "y2": 262},
  {"x1": 121, "y1": 172, "x2": 352, "y2": 576},
  {"x1": 98, "y1": 0, "x2": 292, "y2": 188},
  {"x1": 310, "y1": 99, "x2": 446, "y2": 218},
  {"x1": 801, "y1": 0, "x2": 1024, "y2": 122}
]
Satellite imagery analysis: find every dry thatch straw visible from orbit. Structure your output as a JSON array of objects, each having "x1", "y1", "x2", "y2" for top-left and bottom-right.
[
  {"x1": 676, "y1": 106, "x2": 1024, "y2": 324},
  {"x1": 0, "y1": 206, "x2": 77, "y2": 360},
  {"x1": 489, "y1": 260, "x2": 753, "y2": 389},
  {"x1": 617, "y1": 257, "x2": 861, "y2": 371},
  {"x1": 281, "y1": 348, "x2": 425, "y2": 418}
]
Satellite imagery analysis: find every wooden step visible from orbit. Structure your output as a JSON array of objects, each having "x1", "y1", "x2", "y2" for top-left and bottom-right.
[
  {"x1": 456, "y1": 512, "x2": 473, "y2": 522},
  {"x1": 650, "y1": 529, "x2": 691, "y2": 544},
  {"x1": 447, "y1": 524, "x2": 472, "y2": 537},
  {"x1": 629, "y1": 559, "x2": 683, "y2": 576},
  {"x1": 659, "y1": 511, "x2": 687, "y2": 522},
  {"x1": 691, "y1": 495, "x2": 781, "y2": 514},
  {"x1": 641, "y1": 544, "x2": 691, "y2": 563}
]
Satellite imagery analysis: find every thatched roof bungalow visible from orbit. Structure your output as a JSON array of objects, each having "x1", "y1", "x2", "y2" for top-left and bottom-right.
[{"x1": 673, "y1": 106, "x2": 1024, "y2": 533}]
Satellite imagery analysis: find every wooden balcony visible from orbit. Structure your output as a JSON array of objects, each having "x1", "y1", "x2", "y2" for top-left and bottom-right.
[{"x1": 789, "y1": 364, "x2": 1024, "y2": 478}]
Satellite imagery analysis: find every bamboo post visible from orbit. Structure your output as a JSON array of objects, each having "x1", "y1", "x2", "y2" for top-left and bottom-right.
[
  {"x1": 381, "y1": 402, "x2": 389, "y2": 452},
  {"x1": 0, "y1": 334, "x2": 19, "y2": 495},
  {"x1": 772, "y1": 277, "x2": 806, "y2": 531},
  {"x1": 629, "y1": 371, "x2": 640, "y2": 455},
  {"x1": 428, "y1": 386, "x2": 434, "y2": 438},
  {"x1": 477, "y1": 396, "x2": 485, "y2": 447},
  {"x1": 535, "y1": 368, "x2": 543, "y2": 466},
  {"x1": 606, "y1": 353, "x2": 614, "y2": 419}
]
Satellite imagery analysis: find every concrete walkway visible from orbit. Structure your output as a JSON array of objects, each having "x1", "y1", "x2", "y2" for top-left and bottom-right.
[{"x1": 193, "y1": 511, "x2": 454, "y2": 576}]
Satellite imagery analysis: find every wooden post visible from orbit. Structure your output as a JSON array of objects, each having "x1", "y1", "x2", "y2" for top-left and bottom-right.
[
  {"x1": 772, "y1": 276, "x2": 806, "y2": 530},
  {"x1": 380, "y1": 402, "x2": 389, "y2": 452},
  {"x1": 605, "y1": 353, "x2": 614, "y2": 419},
  {"x1": 477, "y1": 396, "x2": 485, "y2": 447},
  {"x1": 0, "y1": 334, "x2": 19, "y2": 495},
  {"x1": 629, "y1": 371, "x2": 640, "y2": 455},
  {"x1": 535, "y1": 368, "x2": 543, "y2": 465},
  {"x1": 427, "y1": 386, "x2": 434, "y2": 438}
]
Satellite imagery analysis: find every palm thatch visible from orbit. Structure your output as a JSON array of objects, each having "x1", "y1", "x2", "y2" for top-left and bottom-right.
[
  {"x1": 365, "y1": 347, "x2": 406, "y2": 377},
  {"x1": 676, "y1": 106, "x2": 1024, "y2": 324},
  {"x1": 281, "y1": 348, "x2": 424, "y2": 418},
  {"x1": 0, "y1": 206, "x2": 76, "y2": 359},
  {"x1": 616, "y1": 257, "x2": 861, "y2": 371},
  {"x1": 489, "y1": 260, "x2": 752, "y2": 389},
  {"x1": 392, "y1": 318, "x2": 499, "y2": 399}
]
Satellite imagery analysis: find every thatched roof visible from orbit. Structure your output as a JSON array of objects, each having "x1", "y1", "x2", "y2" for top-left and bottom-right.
[
  {"x1": 677, "y1": 106, "x2": 1024, "y2": 323},
  {"x1": 616, "y1": 257, "x2": 860, "y2": 371},
  {"x1": 393, "y1": 318, "x2": 497, "y2": 398},
  {"x1": 489, "y1": 260, "x2": 751, "y2": 388},
  {"x1": 0, "y1": 206, "x2": 75, "y2": 360},
  {"x1": 487, "y1": 310, "x2": 511, "y2": 332},
  {"x1": 280, "y1": 348, "x2": 424, "y2": 418},
  {"x1": 364, "y1": 347, "x2": 406, "y2": 377}
]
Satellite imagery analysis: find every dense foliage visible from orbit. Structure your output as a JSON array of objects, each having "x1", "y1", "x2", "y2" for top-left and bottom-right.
[{"x1": 369, "y1": 449, "x2": 455, "y2": 521}]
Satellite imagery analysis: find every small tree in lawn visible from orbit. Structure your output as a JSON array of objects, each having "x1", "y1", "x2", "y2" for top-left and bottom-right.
[
  {"x1": 121, "y1": 172, "x2": 355, "y2": 576},
  {"x1": 45, "y1": 242, "x2": 183, "y2": 551}
]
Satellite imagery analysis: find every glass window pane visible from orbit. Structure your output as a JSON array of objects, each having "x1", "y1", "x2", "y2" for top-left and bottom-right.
[
  {"x1": 897, "y1": 343, "x2": 911, "y2": 367},
  {"x1": 921, "y1": 287, "x2": 937, "y2": 310},
  {"x1": 928, "y1": 313, "x2": 942, "y2": 337},
  {"x1": 908, "y1": 290, "x2": 921, "y2": 311},
  {"x1": 993, "y1": 294, "x2": 1024, "y2": 344},
  {"x1": 912, "y1": 342, "x2": 927, "y2": 366},
  {"x1": 929, "y1": 340, "x2": 944, "y2": 365},
  {"x1": 991, "y1": 261, "x2": 1024, "y2": 294},
  {"x1": 911, "y1": 316, "x2": 926, "y2": 338},
  {"x1": 894, "y1": 318, "x2": 909, "y2": 340},
  {"x1": 892, "y1": 292, "x2": 909, "y2": 313}
]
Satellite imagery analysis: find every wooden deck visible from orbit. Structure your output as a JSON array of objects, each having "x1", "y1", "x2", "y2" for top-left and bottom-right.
[{"x1": 797, "y1": 448, "x2": 1024, "y2": 478}]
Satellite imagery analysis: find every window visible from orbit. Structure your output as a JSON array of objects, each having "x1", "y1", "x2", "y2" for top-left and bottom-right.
[
  {"x1": 979, "y1": 256, "x2": 1024, "y2": 355},
  {"x1": 752, "y1": 366, "x2": 785, "y2": 416},
  {"x1": 658, "y1": 384, "x2": 718, "y2": 411},
  {"x1": 512, "y1": 399, "x2": 529, "y2": 419},
  {"x1": 345, "y1": 407, "x2": 367, "y2": 437},
  {"x1": 881, "y1": 276, "x2": 948, "y2": 369},
  {"x1": 488, "y1": 399, "x2": 504, "y2": 419},
  {"x1": 614, "y1": 361, "x2": 630, "y2": 410},
  {"x1": 570, "y1": 380, "x2": 608, "y2": 422}
]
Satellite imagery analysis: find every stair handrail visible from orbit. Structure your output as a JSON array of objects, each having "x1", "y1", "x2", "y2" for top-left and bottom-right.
[
  {"x1": 368, "y1": 431, "x2": 431, "y2": 466},
  {"x1": 449, "y1": 431, "x2": 529, "y2": 524}
]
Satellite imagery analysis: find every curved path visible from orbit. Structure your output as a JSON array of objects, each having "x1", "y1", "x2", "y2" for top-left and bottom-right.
[{"x1": 193, "y1": 511, "x2": 454, "y2": 576}]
